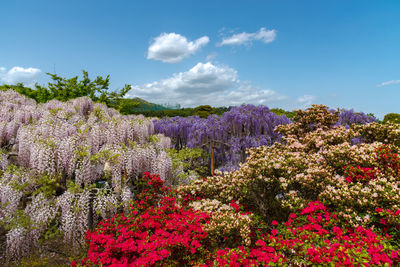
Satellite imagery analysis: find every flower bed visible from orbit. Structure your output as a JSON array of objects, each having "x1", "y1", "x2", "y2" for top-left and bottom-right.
[{"x1": 78, "y1": 174, "x2": 400, "y2": 266}]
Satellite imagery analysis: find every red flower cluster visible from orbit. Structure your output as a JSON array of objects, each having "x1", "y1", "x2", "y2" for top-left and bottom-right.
[
  {"x1": 344, "y1": 145, "x2": 400, "y2": 183},
  {"x1": 83, "y1": 198, "x2": 210, "y2": 265},
  {"x1": 344, "y1": 165, "x2": 378, "y2": 183},
  {"x1": 197, "y1": 201, "x2": 400, "y2": 266},
  {"x1": 267, "y1": 201, "x2": 400, "y2": 266},
  {"x1": 209, "y1": 245, "x2": 286, "y2": 266},
  {"x1": 134, "y1": 172, "x2": 170, "y2": 210},
  {"x1": 80, "y1": 173, "x2": 211, "y2": 266},
  {"x1": 375, "y1": 145, "x2": 400, "y2": 177},
  {"x1": 375, "y1": 207, "x2": 400, "y2": 244}
]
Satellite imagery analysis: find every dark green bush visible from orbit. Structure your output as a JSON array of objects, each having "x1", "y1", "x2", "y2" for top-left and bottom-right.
[{"x1": 383, "y1": 113, "x2": 400, "y2": 124}]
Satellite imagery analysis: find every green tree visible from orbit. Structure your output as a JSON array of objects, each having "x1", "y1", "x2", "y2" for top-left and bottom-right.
[
  {"x1": 38, "y1": 70, "x2": 132, "y2": 105},
  {"x1": 270, "y1": 108, "x2": 296, "y2": 119},
  {"x1": 383, "y1": 113, "x2": 400, "y2": 124},
  {"x1": 194, "y1": 105, "x2": 213, "y2": 118},
  {"x1": 1, "y1": 70, "x2": 139, "y2": 111},
  {"x1": 117, "y1": 98, "x2": 143, "y2": 115}
]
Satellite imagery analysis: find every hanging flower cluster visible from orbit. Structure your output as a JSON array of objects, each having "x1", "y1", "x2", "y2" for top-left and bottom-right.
[
  {"x1": 0, "y1": 90, "x2": 175, "y2": 261},
  {"x1": 154, "y1": 104, "x2": 291, "y2": 172}
]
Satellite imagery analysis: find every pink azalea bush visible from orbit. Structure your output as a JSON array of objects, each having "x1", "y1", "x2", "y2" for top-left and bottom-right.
[
  {"x1": 266, "y1": 201, "x2": 400, "y2": 266},
  {"x1": 207, "y1": 201, "x2": 400, "y2": 266},
  {"x1": 82, "y1": 197, "x2": 211, "y2": 266},
  {"x1": 374, "y1": 207, "x2": 400, "y2": 247},
  {"x1": 78, "y1": 173, "x2": 212, "y2": 266}
]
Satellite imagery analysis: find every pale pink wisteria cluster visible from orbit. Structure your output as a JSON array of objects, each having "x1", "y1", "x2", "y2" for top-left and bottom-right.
[
  {"x1": 93, "y1": 187, "x2": 119, "y2": 220},
  {"x1": 0, "y1": 90, "x2": 174, "y2": 261}
]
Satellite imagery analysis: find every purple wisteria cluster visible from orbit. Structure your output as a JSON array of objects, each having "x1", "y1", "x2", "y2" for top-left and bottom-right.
[
  {"x1": 154, "y1": 104, "x2": 292, "y2": 172},
  {"x1": 0, "y1": 90, "x2": 173, "y2": 261},
  {"x1": 335, "y1": 109, "x2": 377, "y2": 128},
  {"x1": 154, "y1": 106, "x2": 378, "y2": 172},
  {"x1": 333, "y1": 109, "x2": 378, "y2": 145}
]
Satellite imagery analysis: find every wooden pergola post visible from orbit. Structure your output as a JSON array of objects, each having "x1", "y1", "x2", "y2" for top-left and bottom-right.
[{"x1": 210, "y1": 141, "x2": 215, "y2": 176}]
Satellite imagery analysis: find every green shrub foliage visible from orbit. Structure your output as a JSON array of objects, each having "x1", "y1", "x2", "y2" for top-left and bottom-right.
[{"x1": 384, "y1": 113, "x2": 400, "y2": 124}]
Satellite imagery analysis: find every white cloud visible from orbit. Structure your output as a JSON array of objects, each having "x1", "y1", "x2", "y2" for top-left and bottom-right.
[
  {"x1": 297, "y1": 94, "x2": 316, "y2": 107},
  {"x1": 147, "y1": 33, "x2": 209, "y2": 63},
  {"x1": 0, "y1": 66, "x2": 41, "y2": 87},
  {"x1": 222, "y1": 82, "x2": 285, "y2": 106},
  {"x1": 128, "y1": 62, "x2": 285, "y2": 107},
  {"x1": 377, "y1": 80, "x2": 400, "y2": 87},
  {"x1": 217, "y1": 27, "x2": 276, "y2": 47}
]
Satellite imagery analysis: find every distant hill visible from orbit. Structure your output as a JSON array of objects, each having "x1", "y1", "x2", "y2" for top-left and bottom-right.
[{"x1": 130, "y1": 97, "x2": 174, "y2": 112}]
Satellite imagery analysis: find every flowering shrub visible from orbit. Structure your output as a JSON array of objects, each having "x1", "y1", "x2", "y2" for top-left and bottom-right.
[
  {"x1": 344, "y1": 165, "x2": 378, "y2": 183},
  {"x1": 203, "y1": 202, "x2": 400, "y2": 266},
  {"x1": 80, "y1": 181, "x2": 400, "y2": 266},
  {"x1": 353, "y1": 122, "x2": 400, "y2": 147},
  {"x1": 133, "y1": 172, "x2": 171, "y2": 210},
  {"x1": 179, "y1": 105, "x2": 400, "y2": 229},
  {"x1": 375, "y1": 145, "x2": 400, "y2": 175},
  {"x1": 189, "y1": 198, "x2": 254, "y2": 247},
  {"x1": 81, "y1": 173, "x2": 211, "y2": 266},
  {"x1": 319, "y1": 144, "x2": 400, "y2": 228},
  {"x1": 268, "y1": 201, "x2": 400, "y2": 266},
  {"x1": 82, "y1": 197, "x2": 211, "y2": 266},
  {"x1": 374, "y1": 208, "x2": 400, "y2": 247}
]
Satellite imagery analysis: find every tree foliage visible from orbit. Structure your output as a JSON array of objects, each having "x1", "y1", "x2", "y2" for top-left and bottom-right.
[
  {"x1": 384, "y1": 113, "x2": 400, "y2": 124},
  {"x1": 194, "y1": 105, "x2": 213, "y2": 118},
  {"x1": 0, "y1": 71, "x2": 138, "y2": 112}
]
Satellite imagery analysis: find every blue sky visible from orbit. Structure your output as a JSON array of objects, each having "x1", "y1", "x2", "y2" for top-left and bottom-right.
[{"x1": 1, "y1": 0, "x2": 399, "y2": 118}]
